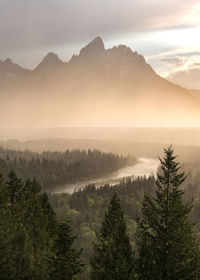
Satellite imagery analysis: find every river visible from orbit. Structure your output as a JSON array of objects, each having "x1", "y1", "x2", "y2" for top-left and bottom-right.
[{"x1": 56, "y1": 158, "x2": 160, "y2": 194}]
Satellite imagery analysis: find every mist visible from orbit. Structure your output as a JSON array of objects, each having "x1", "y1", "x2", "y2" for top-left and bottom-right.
[{"x1": 0, "y1": 37, "x2": 200, "y2": 128}]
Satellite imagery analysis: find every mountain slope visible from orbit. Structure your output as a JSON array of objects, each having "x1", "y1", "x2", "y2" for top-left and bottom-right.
[{"x1": 0, "y1": 37, "x2": 199, "y2": 126}]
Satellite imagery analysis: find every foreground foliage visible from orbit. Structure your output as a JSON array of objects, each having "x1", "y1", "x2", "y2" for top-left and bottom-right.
[
  {"x1": 90, "y1": 194, "x2": 135, "y2": 280},
  {"x1": 50, "y1": 147, "x2": 200, "y2": 279},
  {"x1": 50, "y1": 222, "x2": 83, "y2": 280},
  {"x1": 0, "y1": 172, "x2": 83, "y2": 280},
  {"x1": 1, "y1": 147, "x2": 200, "y2": 279},
  {"x1": 136, "y1": 146, "x2": 200, "y2": 279}
]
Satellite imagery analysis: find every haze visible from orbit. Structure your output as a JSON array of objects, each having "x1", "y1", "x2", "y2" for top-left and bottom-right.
[
  {"x1": 0, "y1": 1, "x2": 200, "y2": 129},
  {"x1": 0, "y1": 0, "x2": 200, "y2": 89}
]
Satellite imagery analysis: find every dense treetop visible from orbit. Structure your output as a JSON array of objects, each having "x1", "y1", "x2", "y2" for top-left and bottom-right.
[{"x1": 1, "y1": 146, "x2": 200, "y2": 279}]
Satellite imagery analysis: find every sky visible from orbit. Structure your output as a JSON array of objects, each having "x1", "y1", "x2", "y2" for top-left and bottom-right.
[{"x1": 0, "y1": 0, "x2": 200, "y2": 89}]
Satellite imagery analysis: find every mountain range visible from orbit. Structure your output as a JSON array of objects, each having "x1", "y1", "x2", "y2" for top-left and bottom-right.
[{"x1": 0, "y1": 36, "x2": 200, "y2": 126}]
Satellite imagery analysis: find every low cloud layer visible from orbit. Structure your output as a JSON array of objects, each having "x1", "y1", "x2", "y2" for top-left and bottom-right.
[
  {"x1": 168, "y1": 68, "x2": 200, "y2": 90},
  {"x1": 161, "y1": 57, "x2": 184, "y2": 67}
]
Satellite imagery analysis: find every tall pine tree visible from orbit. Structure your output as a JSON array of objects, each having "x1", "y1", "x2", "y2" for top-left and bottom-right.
[
  {"x1": 90, "y1": 194, "x2": 135, "y2": 280},
  {"x1": 0, "y1": 172, "x2": 58, "y2": 280},
  {"x1": 49, "y1": 221, "x2": 83, "y2": 280},
  {"x1": 0, "y1": 172, "x2": 32, "y2": 280},
  {"x1": 136, "y1": 146, "x2": 200, "y2": 280}
]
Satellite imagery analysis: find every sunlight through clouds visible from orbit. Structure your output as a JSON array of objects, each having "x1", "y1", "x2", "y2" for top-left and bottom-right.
[{"x1": 0, "y1": 0, "x2": 199, "y2": 89}]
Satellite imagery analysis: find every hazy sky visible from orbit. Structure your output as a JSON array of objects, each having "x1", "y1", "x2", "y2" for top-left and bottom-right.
[{"x1": 0, "y1": 0, "x2": 200, "y2": 88}]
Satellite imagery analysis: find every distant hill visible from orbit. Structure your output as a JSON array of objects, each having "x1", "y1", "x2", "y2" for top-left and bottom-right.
[{"x1": 0, "y1": 37, "x2": 200, "y2": 126}]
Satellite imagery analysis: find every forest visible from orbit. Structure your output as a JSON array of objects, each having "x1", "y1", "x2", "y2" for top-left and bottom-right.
[
  {"x1": 0, "y1": 148, "x2": 135, "y2": 191},
  {"x1": 1, "y1": 147, "x2": 200, "y2": 279}
]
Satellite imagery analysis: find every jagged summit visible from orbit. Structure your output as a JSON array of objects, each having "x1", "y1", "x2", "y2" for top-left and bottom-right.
[
  {"x1": 89, "y1": 36, "x2": 104, "y2": 48},
  {"x1": 4, "y1": 58, "x2": 14, "y2": 66},
  {"x1": 40, "y1": 52, "x2": 61, "y2": 65},
  {"x1": 80, "y1": 36, "x2": 105, "y2": 57},
  {"x1": 35, "y1": 52, "x2": 62, "y2": 71},
  {"x1": 115, "y1": 45, "x2": 133, "y2": 53},
  {"x1": 0, "y1": 37, "x2": 153, "y2": 80},
  {"x1": 0, "y1": 58, "x2": 28, "y2": 76},
  {"x1": 0, "y1": 36, "x2": 199, "y2": 126}
]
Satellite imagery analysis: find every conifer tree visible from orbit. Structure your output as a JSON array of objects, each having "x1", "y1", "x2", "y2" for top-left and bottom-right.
[
  {"x1": 90, "y1": 194, "x2": 135, "y2": 280},
  {"x1": 136, "y1": 146, "x2": 200, "y2": 280},
  {"x1": 50, "y1": 221, "x2": 83, "y2": 280},
  {"x1": 0, "y1": 172, "x2": 32, "y2": 280},
  {"x1": 0, "y1": 172, "x2": 57, "y2": 280},
  {"x1": 23, "y1": 179, "x2": 57, "y2": 279}
]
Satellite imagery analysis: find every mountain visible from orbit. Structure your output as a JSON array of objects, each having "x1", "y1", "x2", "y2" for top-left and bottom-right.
[
  {"x1": 0, "y1": 37, "x2": 199, "y2": 126},
  {"x1": 0, "y1": 58, "x2": 30, "y2": 78},
  {"x1": 34, "y1": 52, "x2": 63, "y2": 73}
]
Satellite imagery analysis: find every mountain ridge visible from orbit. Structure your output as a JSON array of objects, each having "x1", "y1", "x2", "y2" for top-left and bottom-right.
[
  {"x1": 0, "y1": 36, "x2": 199, "y2": 126},
  {"x1": 0, "y1": 37, "x2": 155, "y2": 75}
]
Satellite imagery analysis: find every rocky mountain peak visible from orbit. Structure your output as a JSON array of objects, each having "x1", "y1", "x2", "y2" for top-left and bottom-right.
[
  {"x1": 4, "y1": 58, "x2": 14, "y2": 66},
  {"x1": 0, "y1": 58, "x2": 25, "y2": 76},
  {"x1": 116, "y1": 45, "x2": 133, "y2": 54},
  {"x1": 41, "y1": 52, "x2": 61, "y2": 64},
  {"x1": 80, "y1": 36, "x2": 105, "y2": 57},
  {"x1": 34, "y1": 52, "x2": 62, "y2": 71}
]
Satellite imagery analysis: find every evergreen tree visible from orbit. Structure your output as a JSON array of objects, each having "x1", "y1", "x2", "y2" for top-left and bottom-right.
[
  {"x1": 0, "y1": 172, "x2": 57, "y2": 280},
  {"x1": 136, "y1": 146, "x2": 200, "y2": 280},
  {"x1": 23, "y1": 179, "x2": 57, "y2": 279},
  {"x1": 90, "y1": 194, "x2": 135, "y2": 280},
  {"x1": 50, "y1": 221, "x2": 83, "y2": 280},
  {"x1": 0, "y1": 172, "x2": 32, "y2": 280}
]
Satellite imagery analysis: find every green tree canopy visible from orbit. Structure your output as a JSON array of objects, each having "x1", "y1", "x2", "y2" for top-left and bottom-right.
[
  {"x1": 136, "y1": 146, "x2": 200, "y2": 280},
  {"x1": 0, "y1": 171, "x2": 58, "y2": 280},
  {"x1": 90, "y1": 194, "x2": 135, "y2": 280},
  {"x1": 50, "y1": 221, "x2": 83, "y2": 280}
]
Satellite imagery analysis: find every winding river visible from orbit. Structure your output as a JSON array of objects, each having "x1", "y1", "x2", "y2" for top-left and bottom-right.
[{"x1": 56, "y1": 158, "x2": 160, "y2": 194}]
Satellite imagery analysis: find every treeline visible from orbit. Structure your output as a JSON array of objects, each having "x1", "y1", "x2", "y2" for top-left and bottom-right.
[
  {"x1": 0, "y1": 148, "x2": 135, "y2": 191},
  {"x1": 1, "y1": 147, "x2": 200, "y2": 279},
  {"x1": 0, "y1": 172, "x2": 83, "y2": 280},
  {"x1": 182, "y1": 160, "x2": 200, "y2": 200},
  {"x1": 88, "y1": 145, "x2": 200, "y2": 279},
  {"x1": 49, "y1": 148, "x2": 200, "y2": 280},
  {"x1": 50, "y1": 176, "x2": 156, "y2": 253}
]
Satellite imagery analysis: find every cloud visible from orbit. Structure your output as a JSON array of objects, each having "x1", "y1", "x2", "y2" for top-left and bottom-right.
[
  {"x1": 168, "y1": 68, "x2": 200, "y2": 89},
  {"x1": 0, "y1": 0, "x2": 199, "y2": 54},
  {"x1": 193, "y1": 62, "x2": 200, "y2": 66},
  {"x1": 174, "y1": 51, "x2": 200, "y2": 57},
  {"x1": 161, "y1": 57, "x2": 184, "y2": 67}
]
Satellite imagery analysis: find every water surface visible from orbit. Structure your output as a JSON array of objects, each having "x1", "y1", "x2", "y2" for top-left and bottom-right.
[{"x1": 56, "y1": 157, "x2": 160, "y2": 194}]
